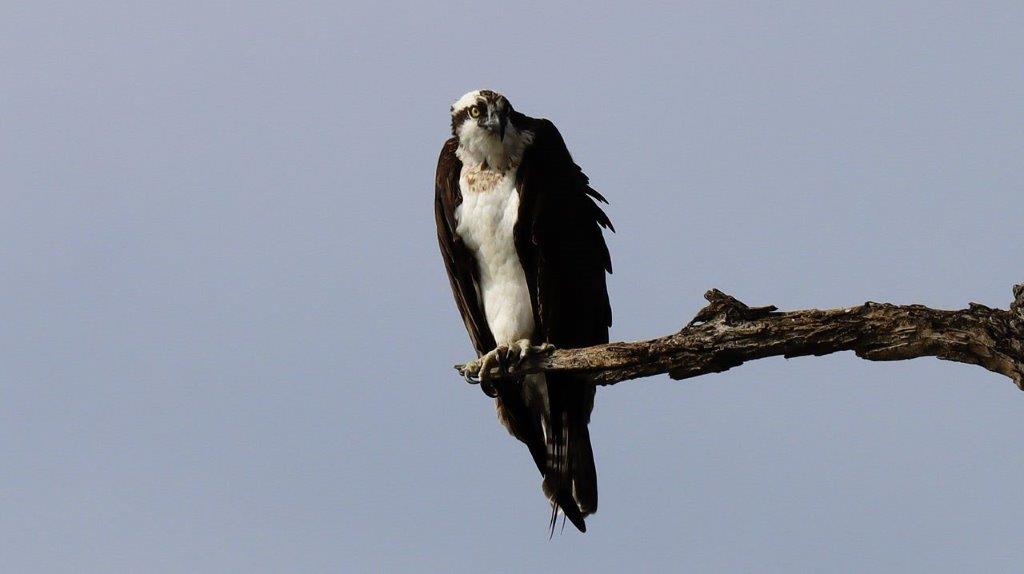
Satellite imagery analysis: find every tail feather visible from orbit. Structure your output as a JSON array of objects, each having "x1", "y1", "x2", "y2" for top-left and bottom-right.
[
  {"x1": 571, "y1": 425, "x2": 598, "y2": 515},
  {"x1": 501, "y1": 373, "x2": 598, "y2": 534},
  {"x1": 541, "y1": 415, "x2": 597, "y2": 534},
  {"x1": 543, "y1": 476, "x2": 587, "y2": 534}
]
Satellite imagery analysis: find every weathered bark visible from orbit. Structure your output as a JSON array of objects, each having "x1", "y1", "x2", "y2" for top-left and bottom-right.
[{"x1": 456, "y1": 285, "x2": 1024, "y2": 389}]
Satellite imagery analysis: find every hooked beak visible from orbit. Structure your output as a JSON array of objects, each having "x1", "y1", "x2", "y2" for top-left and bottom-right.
[{"x1": 484, "y1": 111, "x2": 508, "y2": 142}]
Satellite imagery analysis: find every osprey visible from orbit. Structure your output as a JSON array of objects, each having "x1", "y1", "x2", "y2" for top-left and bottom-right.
[{"x1": 434, "y1": 90, "x2": 613, "y2": 532}]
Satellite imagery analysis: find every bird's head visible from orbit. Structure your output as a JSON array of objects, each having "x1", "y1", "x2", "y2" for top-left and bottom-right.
[{"x1": 451, "y1": 89, "x2": 512, "y2": 143}]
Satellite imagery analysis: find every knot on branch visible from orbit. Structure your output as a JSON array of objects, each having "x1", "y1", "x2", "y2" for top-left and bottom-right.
[{"x1": 687, "y1": 289, "x2": 778, "y2": 327}]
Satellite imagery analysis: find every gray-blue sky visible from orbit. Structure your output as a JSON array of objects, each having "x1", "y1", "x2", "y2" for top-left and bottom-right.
[{"x1": 2, "y1": 1, "x2": 1023, "y2": 571}]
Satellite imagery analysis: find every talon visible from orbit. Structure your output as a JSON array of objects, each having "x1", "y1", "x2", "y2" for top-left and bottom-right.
[
  {"x1": 480, "y1": 380, "x2": 498, "y2": 397},
  {"x1": 462, "y1": 355, "x2": 488, "y2": 385}
]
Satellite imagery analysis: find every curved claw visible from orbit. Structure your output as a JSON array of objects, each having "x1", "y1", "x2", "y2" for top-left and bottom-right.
[
  {"x1": 480, "y1": 380, "x2": 499, "y2": 398},
  {"x1": 462, "y1": 362, "x2": 496, "y2": 396},
  {"x1": 461, "y1": 358, "x2": 483, "y2": 385}
]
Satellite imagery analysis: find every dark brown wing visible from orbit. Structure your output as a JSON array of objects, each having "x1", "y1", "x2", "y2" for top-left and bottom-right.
[
  {"x1": 514, "y1": 116, "x2": 613, "y2": 350},
  {"x1": 513, "y1": 115, "x2": 613, "y2": 528},
  {"x1": 435, "y1": 137, "x2": 495, "y2": 356}
]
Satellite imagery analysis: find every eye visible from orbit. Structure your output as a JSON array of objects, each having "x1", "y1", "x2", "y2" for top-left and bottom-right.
[{"x1": 469, "y1": 106, "x2": 481, "y2": 118}]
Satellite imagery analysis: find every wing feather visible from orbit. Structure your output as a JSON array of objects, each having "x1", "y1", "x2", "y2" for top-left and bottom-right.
[
  {"x1": 514, "y1": 117, "x2": 613, "y2": 348},
  {"x1": 434, "y1": 137, "x2": 495, "y2": 356}
]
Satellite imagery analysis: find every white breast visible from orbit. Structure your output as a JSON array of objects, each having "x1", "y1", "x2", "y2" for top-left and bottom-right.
[{"x1": 455, "y1": 166, "x2": 535, "y2": 346}]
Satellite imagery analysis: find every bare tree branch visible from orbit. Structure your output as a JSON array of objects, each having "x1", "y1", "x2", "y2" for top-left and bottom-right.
[{"x1": 456, "y1": 285, "x2": 1024, "y2": 389}]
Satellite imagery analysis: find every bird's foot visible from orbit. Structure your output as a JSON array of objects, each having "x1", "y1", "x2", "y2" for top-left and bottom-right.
[
  {"x1": 462, "y1": 347, "x2": 504, "y2": 385},
  {"x1": 462, "y1": 340, "x2": 556, "y2": 388}
]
